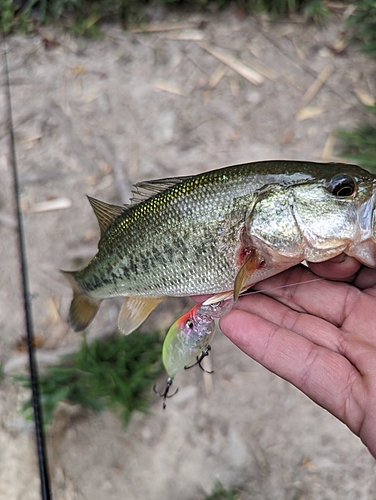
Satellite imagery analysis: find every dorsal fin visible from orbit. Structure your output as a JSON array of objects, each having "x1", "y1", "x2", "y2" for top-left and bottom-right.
[
  {"x1": 87, "y1": 196, "x2": 126, "y2": 236},
  {"x1": 130, "y1": 176, "x2": 189, "y2": 205}
]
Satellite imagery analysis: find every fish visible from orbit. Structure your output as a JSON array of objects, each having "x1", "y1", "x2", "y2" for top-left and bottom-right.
[
  {"x1": 62, "y1": 160, "x2": 376, "y2": 335},
  {"x1": 162, "y1": 299, "x2": 234, "y2": 379}
]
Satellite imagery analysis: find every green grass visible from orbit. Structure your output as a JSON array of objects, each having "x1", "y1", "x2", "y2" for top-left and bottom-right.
[
  {"x1": 246, "y1": 0, "x2": 329, "y2": 22},
  {"x1": 0, "y1": 0, "x2": 34, "y2": 33},
  {"x1": 346, "y1": 0, "x2": 376, "y2": 55},
  {"x1": 337, "y1": 106, "x2": 376, "y2": 172},
  {"x1": 16, "y1": 331, "x2": 163, "y2": 425},
  {"x1": 203, "y1": 481, "x2": 239, "y2": 500},
  {"x1": 2, "y1": 1, "x2": 376, "y2": 51},
  {"x1": 0, "y1": 0, "x2": 330, "y2": 35}
]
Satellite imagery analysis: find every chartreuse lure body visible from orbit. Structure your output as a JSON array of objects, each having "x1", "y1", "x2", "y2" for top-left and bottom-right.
[{"x1": 162, "y1": 300, "x2": 234, "y2": 379}]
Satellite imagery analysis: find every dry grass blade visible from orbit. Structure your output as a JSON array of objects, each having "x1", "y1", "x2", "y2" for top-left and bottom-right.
[
  {"x1": 131, "y1": 22, "x2": 196, "y2": 34},
  {"x1": 353, "y1": 88, "x2": 375, "y2": 107},
  {"x1": 208, "y1": 65, "x2": 227, "y2": 89},
  {"x1": 245, "y1": 49, "x2": 278, "y2": 81},
  {"x1": 21, "y1": 197, "x2": 72, "y2": 213},
  {"x1": 296, "y1": 106, "x2": 324, "y2": 121},
  {"x1": 162, "y1": 29, "x2": 205, "y2": 41},
  {"x1": 297, "y1": 67, "x2": 333, "y2": 110},
  {"x1": 322, "y1": 131, "x2": 337, "y2": 160},
  {"x1": 155, "y1": 79, "x2": 185, "y2": 96},
  {"x1": 200, "y1": 43, "x2": 264, "y2": 86}
]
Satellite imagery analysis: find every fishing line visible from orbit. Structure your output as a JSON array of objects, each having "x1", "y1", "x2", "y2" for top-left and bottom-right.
[
  {"x1": 2, "y1": 37, "x2": 52, "y2": 500},
  {"x1": 240, "y1": 277, "x2": 325, "y2": 298}
]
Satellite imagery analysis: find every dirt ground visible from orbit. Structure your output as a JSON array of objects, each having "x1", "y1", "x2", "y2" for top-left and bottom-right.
[{"x1": 1, "y1": 6, "x2": 376, "y2": 500}]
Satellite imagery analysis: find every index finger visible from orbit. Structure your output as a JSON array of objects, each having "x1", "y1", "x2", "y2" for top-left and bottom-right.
[
  {"x1": 219, "y1": 306, "x2": 362, "y2": 430},
  {"x1": 249, "y1": 265, "x2": 357, "y2": 327}
]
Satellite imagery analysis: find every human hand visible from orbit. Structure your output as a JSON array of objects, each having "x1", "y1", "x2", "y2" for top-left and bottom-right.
[{"x1": 219, "y1": 255, "x2": 376, "y2": 459}]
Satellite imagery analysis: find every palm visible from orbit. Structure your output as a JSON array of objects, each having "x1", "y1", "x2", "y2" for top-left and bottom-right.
[{"x1": 219, "y1": 261, "x2": 376, "y2": 459}]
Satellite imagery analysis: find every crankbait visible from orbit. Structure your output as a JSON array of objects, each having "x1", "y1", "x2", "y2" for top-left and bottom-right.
[{"x1": 155, "y1": 299, "x2": 233, "y2": 408}]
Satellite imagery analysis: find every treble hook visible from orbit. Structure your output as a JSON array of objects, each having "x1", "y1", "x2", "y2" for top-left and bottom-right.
[
  {"x1": 184, "y1": 345, "x2": 214, "y2": 374},
  {"x1": 153, "y1": 377, "x2": 179, "y2": 409}
]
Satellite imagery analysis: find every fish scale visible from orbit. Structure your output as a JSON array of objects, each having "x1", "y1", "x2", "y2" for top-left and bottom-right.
[{"x1": 62, "y1": 160, "x2": 376, "y2": 335}]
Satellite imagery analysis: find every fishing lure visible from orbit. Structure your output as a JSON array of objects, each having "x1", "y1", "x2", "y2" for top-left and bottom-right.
[
  {"x1": 155, "y1": 299, "x2": 234, "y2": 408},
  {"x1": 154, "y1": 276, "x2": 327, "y2": 408}
]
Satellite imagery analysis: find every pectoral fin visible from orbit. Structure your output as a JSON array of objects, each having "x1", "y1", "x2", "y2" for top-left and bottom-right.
[
  {"x1": 118, "y1": 296, "x2": 164, "y2": 335},
  {"x1": 202, "y1": 249, "x2": 264, "y2": 306},
  {"x1": 233, "y1": 248, "x2": 263, "y2": 302}
]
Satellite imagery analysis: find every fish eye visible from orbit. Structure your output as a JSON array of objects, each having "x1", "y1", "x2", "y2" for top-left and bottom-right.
[
  {"x1": 328, "y1": 174, "x2": 356, "y2": 197},
  {"x1": 186, "y1": 319, "x2": 194, "y2": 329}
]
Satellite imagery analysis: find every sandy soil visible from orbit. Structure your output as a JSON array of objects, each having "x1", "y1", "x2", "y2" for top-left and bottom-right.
[{"x1": 1, "y1": 7, "x2": 376, "y2": 499}]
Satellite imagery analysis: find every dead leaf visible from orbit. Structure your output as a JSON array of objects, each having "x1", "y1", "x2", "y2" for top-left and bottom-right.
[
  {"x1": 72, "y1": 65, "x2": 85, "y2": 77},
  {"x1": 354, "y1": 88, "x2": 375, "y2": 107},
  {"x1": 16, "y1": 335, "x2": 45, "y2": 352},
  {"x1": 302, "y1": 456, "x2": 314, "y2": 469},
  {"x1": 296, "y1": 106, "x2": 324, "y2": 121},
  {"x1": 281, "y1": 129, "x2": 294, "y2": 145},
  {"x1": 41, "y1": 36, "x2": 60, "y2": 50},
  {"x1": 333, "y1": 35, "x2": 348, "y2": 54}
]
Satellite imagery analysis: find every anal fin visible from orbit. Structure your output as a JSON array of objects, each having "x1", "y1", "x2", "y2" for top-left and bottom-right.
[{"x1": 118, "y1": 296, "x2": 164, "y2": 335}]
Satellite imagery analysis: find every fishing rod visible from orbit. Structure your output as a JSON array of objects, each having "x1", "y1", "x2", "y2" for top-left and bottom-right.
[{"x1": 2, "y1": 37, "x2": 53, "y2": 500}]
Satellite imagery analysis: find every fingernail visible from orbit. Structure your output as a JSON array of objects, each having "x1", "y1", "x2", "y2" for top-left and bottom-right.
[{"x1": 330, "y1": 254, "x2": 347, "y2": 264}]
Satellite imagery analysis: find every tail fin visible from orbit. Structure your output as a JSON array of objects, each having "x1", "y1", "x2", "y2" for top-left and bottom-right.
[{"x1": 61, "y1": 270, "x2": 102, "y2": 331}]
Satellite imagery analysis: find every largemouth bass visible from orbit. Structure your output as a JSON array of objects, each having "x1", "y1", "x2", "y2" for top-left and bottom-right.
[{"x1": 62, "y1": 160, "x2": 376, "y2": 335}]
